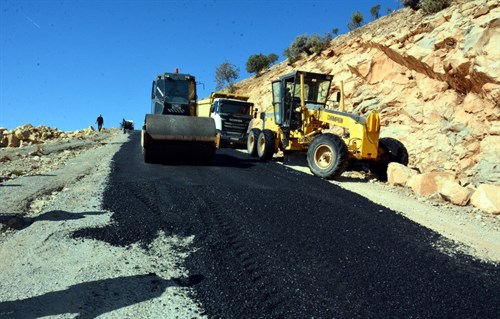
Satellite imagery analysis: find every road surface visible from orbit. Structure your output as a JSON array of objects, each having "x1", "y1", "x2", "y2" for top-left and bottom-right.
[{"x1": 75, "y1": 133, "x2": 500, "y2": 318}]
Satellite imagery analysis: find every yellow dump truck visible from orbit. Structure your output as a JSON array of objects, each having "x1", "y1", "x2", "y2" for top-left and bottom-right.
[{"x1": 197, "y1": 92, "x2": 254, "y2": 147}]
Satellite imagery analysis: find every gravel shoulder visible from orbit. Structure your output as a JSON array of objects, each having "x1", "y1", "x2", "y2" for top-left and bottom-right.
[
  {"x1": 0, "y1": 133, "x2": 498, "y2": 317},
  {"x1": 0, "y1": 131, "x2": 204, "y2": 318}
]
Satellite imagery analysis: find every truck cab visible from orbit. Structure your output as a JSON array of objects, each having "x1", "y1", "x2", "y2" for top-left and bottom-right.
[
  {"x1": 212, "y1": 98, "x2": 253, "y2": 145},
  {"x1": 198, "y1": 92, "x2": 254, "y2": 147}
]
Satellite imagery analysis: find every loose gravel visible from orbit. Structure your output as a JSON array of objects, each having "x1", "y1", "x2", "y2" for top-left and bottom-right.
[{"x1": 0, "y1": 132, "x2": 204, "y2": 318}]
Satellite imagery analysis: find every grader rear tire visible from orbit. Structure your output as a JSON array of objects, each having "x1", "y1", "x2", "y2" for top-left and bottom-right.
[
  {"x1": 257, "y1": 129, "x2": 275, "y2": 161},
  {"x1": 378, "y1": 137, "x2": 409, "y2": 165},
  {"x1": 370, "y1": 137, "x2": 409, "y2": 181},
  {"x1": 247, "y1": 128, "x2": 261, "y2": 157},
  {"x1": 307, "y1": 133, "x2": 348, "y2": 179}
]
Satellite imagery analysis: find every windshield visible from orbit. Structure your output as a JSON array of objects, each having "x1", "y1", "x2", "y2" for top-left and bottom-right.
[
  {"x1": 301, "y1": 76, "x2": 331, "y2": 104},
  {"x1": 161, "y1": 78, "x2": 194, "y2": 104},
  {"x1": 219, "y1": 101, "x2": 252, "y2": 115}
]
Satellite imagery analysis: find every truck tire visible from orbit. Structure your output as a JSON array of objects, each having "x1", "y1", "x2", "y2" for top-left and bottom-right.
[
  {"x1": 247, "y1": 128, "x2": 261, "y2": 157},
  {"x1": 370, "y1": 137, "x2": 409, "y2": 181},
  {"x1": 257, "y1": 129, "x2": 275, "y2": 161},
  {"x1": 307, "y1": 133, "x2": 348, "y2": 179}
]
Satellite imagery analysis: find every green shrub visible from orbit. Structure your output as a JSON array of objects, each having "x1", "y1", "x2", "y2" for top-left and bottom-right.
[
  {"x1": 283, "y1": 34, "x2": 331, "y2": 63},
  {"x1": 400, "y1": 0, "x2": 420, "y2": 10},
  {"x1": 306, "y1": 34, "x2": 330, "y2": 54},
  {"x1": 246, "y1": 53, "x2": 279, "y2": 75},
  {"x1": 267, "y1": 53, "x2": 279, "y2": 64},
  {"x1": 371, "y1": 4, "x2": 381, "y2": 20},
  {"x1": 283, "y1": 35, "x2": 309, "y2": 63},
  {"x1": 347, "y1": 11, "x2": 364, "y2": 30},
  {"x1": 419, "y1": 0, "x2": 451, "y2": 15}
]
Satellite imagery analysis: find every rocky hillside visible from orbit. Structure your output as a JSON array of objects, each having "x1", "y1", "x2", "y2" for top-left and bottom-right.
[
  {"x1": 236, "y1": 0, "x2": 498, "y2": 185},
  {"x1": 0, "y1": 125, "x2": 117, "y2": 182}
]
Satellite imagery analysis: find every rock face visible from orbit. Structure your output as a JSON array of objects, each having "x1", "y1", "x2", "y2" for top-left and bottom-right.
[{"x1": 234, "y1": 0, "x2": 499, "y2": 190}]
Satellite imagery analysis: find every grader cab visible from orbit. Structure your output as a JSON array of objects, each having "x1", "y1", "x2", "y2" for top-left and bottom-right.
[{"x1": 247, "y1": 70, "x2": 408, "y2": 180}]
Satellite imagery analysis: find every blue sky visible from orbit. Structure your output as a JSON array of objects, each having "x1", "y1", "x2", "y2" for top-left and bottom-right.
[{"x1": 1, "y1": 0, "x2": 402, "y2": 131}]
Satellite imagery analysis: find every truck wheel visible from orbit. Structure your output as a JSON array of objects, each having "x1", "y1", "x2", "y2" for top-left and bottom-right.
[
  {"x1": 247, "y1": 128, "x2": 261, "y2": 157},
  {"x1": 257, "y1": 129, "x2": 275, "y2": 161},
  {"x1": 307, "y1": 133, "x2": 348, "y2": 179},
  {"x1": 370, "y1": 137, "x2": 409, "y2": 181}
]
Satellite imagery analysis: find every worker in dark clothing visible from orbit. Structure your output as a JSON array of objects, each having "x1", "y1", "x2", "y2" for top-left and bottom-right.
[{"x1": 96, "y1": 114, "x2": 104, "y2": 132}]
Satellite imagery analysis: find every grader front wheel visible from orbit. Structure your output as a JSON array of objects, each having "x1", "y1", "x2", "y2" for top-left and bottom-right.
[
  {"x1": 247, "y1": 128, "x2": 261, "y2": 157},
  {"x1": 257, "y1": 129, "x2": 275, "y2": 161},
  {"x1": 307, "y1": 133, "x2": 348, "y2": 179}
]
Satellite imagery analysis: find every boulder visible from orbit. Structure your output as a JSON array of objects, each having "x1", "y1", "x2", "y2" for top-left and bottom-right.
[
  {"x1": 438, "y1": 180, "x2": 474, "y2": 206},
  {"x1": 7, "y1": 134, "x2": 20, "y2": 148},
  {"x1": 407, "y1": 171, "x2": 456, "y2": 195},
  {"x1": 0, "y1": 131, "x2": 6, "y2": 147},
  {"x1": 387, "y1": 162, "x2": 418, "y2": 186},
  {"x1": 14, "y1": 129, "x2": 30, "y2": 141},
  {"x1": 470, "y1": 184, "x2": 500, "y2": 214}
]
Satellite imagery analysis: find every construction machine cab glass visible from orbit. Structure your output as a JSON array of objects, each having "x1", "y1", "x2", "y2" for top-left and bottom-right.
[
  {"x1": 151, "y1": 73, "x2": 197, "y2": 116},
  {"x1": 215, "y1": 100, "x2": 253, "y2": 115},
  {"x1": 271, "y1": 71, "x2": 332, "y2": 130}
]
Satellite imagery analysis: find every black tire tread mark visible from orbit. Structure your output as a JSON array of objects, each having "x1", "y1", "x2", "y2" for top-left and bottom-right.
[{"x1": 199, "y1": 196, "x2": 289, "y2": 317}]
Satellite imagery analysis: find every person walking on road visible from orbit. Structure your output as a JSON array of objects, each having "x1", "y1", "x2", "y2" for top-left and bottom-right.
[{"x1": 96, "y1": 114, "x2": 104, "y2": 132}]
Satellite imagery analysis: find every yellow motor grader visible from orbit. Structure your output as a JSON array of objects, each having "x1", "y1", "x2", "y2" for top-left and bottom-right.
[{"x1": 246, "y1": 70, "x2": 408, "y2": 180}]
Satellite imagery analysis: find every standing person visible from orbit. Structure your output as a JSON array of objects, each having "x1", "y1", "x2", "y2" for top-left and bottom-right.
[{"x1": 96, "y1": 114, "x2": 104, "y2": 132}]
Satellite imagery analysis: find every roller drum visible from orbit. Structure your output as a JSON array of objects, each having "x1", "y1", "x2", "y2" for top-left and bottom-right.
[
  {"x1": 143, "y1": 114, "x2": 217, "y2": 163},
  {"x1": 145, "y1": 114, "x2": 216, "y2": 142}
]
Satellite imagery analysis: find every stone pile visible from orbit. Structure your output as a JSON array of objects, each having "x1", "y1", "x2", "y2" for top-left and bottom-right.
[
  {"x1": 0, "y1": 124, "x2": 103, "y2": 148},
  {"x1": 388, "y1": 162, "x2": 499, "y2": 214}
]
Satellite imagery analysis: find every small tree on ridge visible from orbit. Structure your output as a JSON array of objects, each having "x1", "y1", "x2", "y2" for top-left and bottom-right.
[
  {"x1": 347, "y1": 11, "x2": 364, "y2": 30},
  {"x1": 215, "y1": 61, "x2": 239, "y2": 92}
]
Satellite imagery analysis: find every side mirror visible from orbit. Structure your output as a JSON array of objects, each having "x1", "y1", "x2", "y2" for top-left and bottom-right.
[
  {"x1": 260, "y1": 112, "x2": 266, "y2": 120},
  {"x1": 336, "y1": 92, "x2": 341, "y2": 102}
]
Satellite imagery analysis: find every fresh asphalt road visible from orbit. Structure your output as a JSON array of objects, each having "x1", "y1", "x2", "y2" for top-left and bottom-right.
[{"x1": 75, "y1": 132, "x2": 500, "y2": 318}]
